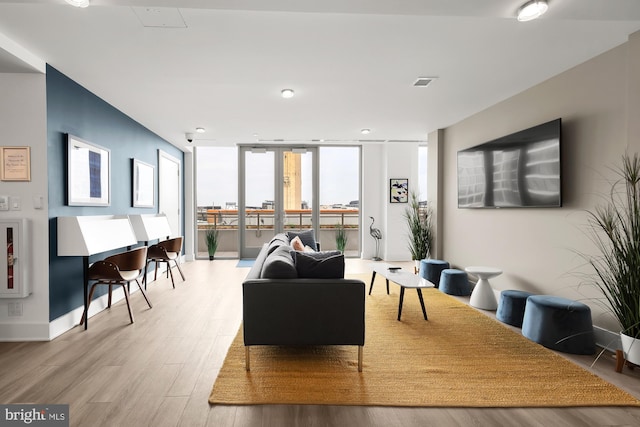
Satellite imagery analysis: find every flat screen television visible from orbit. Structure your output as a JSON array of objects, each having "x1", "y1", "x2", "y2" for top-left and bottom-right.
[{"x1": 457, "y1": 118, "x2": 562, "y2": 208}]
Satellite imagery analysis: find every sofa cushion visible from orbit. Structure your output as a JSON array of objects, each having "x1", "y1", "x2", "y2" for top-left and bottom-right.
[
  {"x1": 293, "y1": 251, "x2": 345, "y2": 279},
  {"x1": 261, "y1": 245, "x2": 298, "y2": 279},
  {"x1": 292, "y1": 250, "x2": 341, "y2": 260},
  {"x1": 287, "y1": 230, "x2": 317, "y2": 250},
  {"x1": 267, "y1": 234, "x2": 290, "y2": 255}
]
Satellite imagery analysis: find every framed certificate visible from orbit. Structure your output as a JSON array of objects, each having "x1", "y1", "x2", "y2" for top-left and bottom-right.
[{"x1": 1, "y1": 147, "x2": 31, "y2": 181}]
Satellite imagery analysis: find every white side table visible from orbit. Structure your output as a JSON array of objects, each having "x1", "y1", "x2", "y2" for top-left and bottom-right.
[{"x1": 465, "y1": 266, "x2": 502, "y2": 310}]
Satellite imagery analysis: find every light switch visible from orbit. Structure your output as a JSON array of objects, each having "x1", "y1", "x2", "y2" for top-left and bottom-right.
[
  {"x1": 0, "y1": 196, "x2": 8, "y2": 211},
  {"x1": 33, "y1": 195, "x2": 44, "y2": 210},
  {"x1": 9, "y1": 197, "x2": 21, "y2": 211}
]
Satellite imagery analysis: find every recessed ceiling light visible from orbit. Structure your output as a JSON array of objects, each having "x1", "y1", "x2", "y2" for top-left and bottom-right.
[
  {"x1": 517, "y1": 0, "x2": 548, "y2": 22},
  {"x1": 65, "y1": 0, "x2": 90, "y2": 7},
  {"x1": 281, "y1": 89, "x2": 295, "y2": 99},
  {"x1": 196, "y1": 127, "x2": 205, "y2": 133},
  {"x1": 361, "y1": 129, "x2": 371, "y2": 135}
]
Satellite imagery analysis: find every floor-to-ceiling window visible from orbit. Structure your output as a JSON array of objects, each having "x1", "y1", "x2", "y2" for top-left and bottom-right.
[
  {"x1": 418, "y1": 145, "x2": 428, "y2": 203},
  {"x1": 319, "y1": 146, "x2": 360, "y2": 257},
  {"x1": 195, "y1": 146, "x2": 239, "y2": 258},
  {"x1": 195, "y1": 145, "x2": 361, "y2": 259}
]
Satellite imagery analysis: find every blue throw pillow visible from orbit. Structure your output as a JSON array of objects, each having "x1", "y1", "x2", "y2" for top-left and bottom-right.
[
  {"x1": 286, "y1": 229, "x2": 317, "y2": 250},
  {"x1": 293, "y1": 251, "x2": 344, "y2": 279}
]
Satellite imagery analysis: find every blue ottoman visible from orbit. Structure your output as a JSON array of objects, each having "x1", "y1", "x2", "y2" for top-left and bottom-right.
[
  {"x1": 439, "y1": 269, "x2": 471, "y2": 296},
  {"x1": 522, "y1": 295, "x2": 595, "y2": 355},
  {"x1": 419, "y1": 259, "x2": 450, "y2": 288},
  {"x1": 496, "y1": 290, "x2": 534, "y2": 328}
]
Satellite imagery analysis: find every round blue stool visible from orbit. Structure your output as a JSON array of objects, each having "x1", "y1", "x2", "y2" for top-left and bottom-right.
[
  {"x1": 496, "y1": 290, "x2": 534, "y2": 328},
  {"x1": 419, "y1": 259, "x2": 450, "y2": 288},
  {"x1": 522, "y1": 295, "x2": 595, "y2": 355},
  {"x1": 438, "y1": 269, "x2": 471, "y2": 296}
]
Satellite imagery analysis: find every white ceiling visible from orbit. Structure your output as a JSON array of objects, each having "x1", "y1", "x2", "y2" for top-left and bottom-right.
[{"x1": 1, "y1": 0, "x2": 640, "y2": 151}]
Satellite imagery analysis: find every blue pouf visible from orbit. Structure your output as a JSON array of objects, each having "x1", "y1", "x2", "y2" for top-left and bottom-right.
[
  {"x1": 496, "y1": 290, "x2": 534, "y2": 328},
  {"x1": 419, "y1": 259, "x2": 450, "y2": 288},
  {"x1": 522, "y1": 295, "x2": 595, "y2": 355},
  {"x1": 439, "y1": 269, "x2": 471, "y2": 296}
]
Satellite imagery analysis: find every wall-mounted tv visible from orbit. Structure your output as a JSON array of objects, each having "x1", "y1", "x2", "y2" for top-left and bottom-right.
[{"x1": 457, "y1": 118, "x2": 561, "y2": 208}]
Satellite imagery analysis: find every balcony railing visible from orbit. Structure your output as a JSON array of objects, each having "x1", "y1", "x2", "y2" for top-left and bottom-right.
[{"x1": 196, "y1": 208, "x2": 359, "y2": 256}]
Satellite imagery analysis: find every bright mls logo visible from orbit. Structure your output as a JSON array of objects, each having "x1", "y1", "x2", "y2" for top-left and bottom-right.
[{"x1": 1, "y1": 404, "x2": 69, "y2": 426}]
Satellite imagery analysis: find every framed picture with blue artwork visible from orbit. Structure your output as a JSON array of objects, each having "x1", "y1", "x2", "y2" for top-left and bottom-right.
[
  {"x1": 67, "y1": 134, "x2": 111, "y2": 206},
  {"x1": 390, "y1": 178, "x2": 408, "y2": 203}
]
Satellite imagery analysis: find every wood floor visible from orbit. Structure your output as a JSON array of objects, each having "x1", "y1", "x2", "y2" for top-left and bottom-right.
[{"x1": 2, "y1": 259, "x2": 640, "y2": 426}]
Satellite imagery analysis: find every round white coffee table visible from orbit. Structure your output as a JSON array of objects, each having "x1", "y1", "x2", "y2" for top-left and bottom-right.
[{"x1": 465, "y1": 266, "x2": 502, "y2": 310}]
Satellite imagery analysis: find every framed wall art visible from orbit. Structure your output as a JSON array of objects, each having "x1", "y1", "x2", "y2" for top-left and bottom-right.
[
  {"x1": 390, "y1": 178, "x2": 408, "y2": 203},
  {"x1": 1, "y1": 146, "x2": 31, "y2": 181},
  {"x1": 67, "y1": 134, "x2": 110, "y2": 206},
  {"x1": 132, "y1": 158, "x2": 155, "y2": 208}
]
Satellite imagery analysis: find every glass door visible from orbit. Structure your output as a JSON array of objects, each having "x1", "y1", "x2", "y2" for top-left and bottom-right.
[{"x1": 239, "y1": 146, "x2": 317, "y2": 258}]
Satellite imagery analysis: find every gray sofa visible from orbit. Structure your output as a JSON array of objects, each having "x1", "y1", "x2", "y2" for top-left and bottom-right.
[{"x1": 242, "y1": 232, "x2": 366, "y2": 371}]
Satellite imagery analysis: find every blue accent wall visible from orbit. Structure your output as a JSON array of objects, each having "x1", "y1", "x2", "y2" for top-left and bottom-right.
[{"x1": 46, "y1": 65, "x2": 183, "y2": 321}]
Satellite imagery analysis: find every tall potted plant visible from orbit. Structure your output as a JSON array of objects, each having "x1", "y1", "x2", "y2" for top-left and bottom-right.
[
  {"x1": 205, "y1": 225, "x2": 219, "y2": 260},
  {"x1": 584, "y1": 153, "x2": 640, "y2": 365},
  {"x1": 335, "y1": 224, "x2": 348, "y2": 253},
  {"x1": 403, "y1": 192, "x2": 433, "y2": 269}
]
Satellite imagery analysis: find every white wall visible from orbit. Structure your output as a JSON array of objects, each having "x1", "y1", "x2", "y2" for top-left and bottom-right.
[
  {"x1": 361, "y1": 143, "x2": 421, "y2": 262},
  {"x1": 440, "y1": 34, "x2": 637, "y2": 333},
  {"x1": 0, "y1": 72, "x2": 49, "y2": 340}
]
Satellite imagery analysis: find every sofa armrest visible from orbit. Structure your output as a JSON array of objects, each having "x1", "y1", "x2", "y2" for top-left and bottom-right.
[{"x1": 242, "y1": 279, "x2": 365, "y2": 347}]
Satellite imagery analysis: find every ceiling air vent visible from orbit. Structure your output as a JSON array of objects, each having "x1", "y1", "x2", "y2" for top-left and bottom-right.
[{"x1": 413, "y1": 77, "x2": 437, "y2": 87}]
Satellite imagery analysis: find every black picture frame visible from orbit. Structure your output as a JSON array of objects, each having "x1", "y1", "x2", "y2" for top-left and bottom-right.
[{"x1": 390, "y1": 178, "x2": 408, "y2": 203}]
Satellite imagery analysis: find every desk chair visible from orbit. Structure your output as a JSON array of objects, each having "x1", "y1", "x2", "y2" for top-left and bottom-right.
[
  {"x1": 146, "y1": 236, "x2": 185, "y2": 288},
  {"x1": 80, "y1": 246, "x2": 152, "y2": 327}
]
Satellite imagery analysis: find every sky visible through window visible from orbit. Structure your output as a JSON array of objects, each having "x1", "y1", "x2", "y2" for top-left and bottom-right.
[{"x1": 196, "y1": 146, "x2": 361, "y2": 209}]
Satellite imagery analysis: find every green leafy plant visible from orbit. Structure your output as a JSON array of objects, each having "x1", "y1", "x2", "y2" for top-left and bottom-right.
[
  {"x1": 403, "y1": 191, "x2": 433, "y2": 261},
  {"x1": 205, "y1": 225, "x2": 219, "y2": 260},
  {"x1": 584, "y1": 153, "x2": 640, "y2": 338},
  {"x1": 335, "y1": 224, "x2": 348, "y2": 253}
]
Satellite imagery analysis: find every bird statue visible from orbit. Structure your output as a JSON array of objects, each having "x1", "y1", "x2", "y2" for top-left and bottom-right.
[{"x1": 369, "y1": 216, "x2": 382, "y2": 261}]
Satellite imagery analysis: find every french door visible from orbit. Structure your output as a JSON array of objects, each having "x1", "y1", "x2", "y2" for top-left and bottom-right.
[{"x1": 239, "y1": 146, "x2": 318, "y2": 258}]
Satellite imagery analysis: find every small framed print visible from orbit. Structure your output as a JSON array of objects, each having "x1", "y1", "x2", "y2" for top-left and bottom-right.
[
  {"x1": 132, "y1": 159, "x2": 155, "y2": 208},
  {"x1": 1, "y1": 147, "x2": 31, "y2": 181},
  {"x1": 390, "y1": 178, "x2": 408, "y2": 203}
]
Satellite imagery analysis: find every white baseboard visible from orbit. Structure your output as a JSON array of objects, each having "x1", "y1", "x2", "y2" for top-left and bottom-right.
[
  {"x1": 593, "y1": 326, "x2": 621, "y2": 352},
  {"x1": 0, "y1": 322, "x2": 50, "y2": 341}
]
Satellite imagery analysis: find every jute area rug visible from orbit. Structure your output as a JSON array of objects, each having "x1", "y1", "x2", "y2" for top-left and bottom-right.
[{"x1": 209, "y1": 274, "x2": 640, "y2": 407}]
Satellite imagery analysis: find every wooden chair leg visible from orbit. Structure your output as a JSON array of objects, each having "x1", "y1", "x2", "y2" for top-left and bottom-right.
[
  {"x1": 121, "y1": 284, "x2": 134, "y2": 324},
  {"x1": 174, "y1": 260, "x2": 185, "y2": 281},
  {"x1": 166, "y1": 262, "x2": 176, "y2": 288},
  {"x1": 107, "y1": 284, "x2": 113, "y2": 308},
  {"x1": 80, "y1": 283, "x2": 99, "y2": 326},
  {"x1": 135, "y1": 279, "x2": 153, "y2": 309},
  {"x1": 153, "y1": 261, "x2": 158, "y2": 281}
]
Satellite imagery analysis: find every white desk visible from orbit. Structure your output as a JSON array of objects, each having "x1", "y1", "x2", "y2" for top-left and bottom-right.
[{"x1": 465, "y1": 266, "x2": 502, "y2": 310}]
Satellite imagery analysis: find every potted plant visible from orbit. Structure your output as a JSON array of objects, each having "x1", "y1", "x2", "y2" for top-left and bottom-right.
[
  {"x1": 335, "y1": 224, "x2": 348, "y2": 253},
  {"x1": 583, "y1": 153, "x2": 640, "y2": 365},
  {"x1": 205, "y1": 225, "x2": 219, "y2": 260},
  {"x1": 403, "y1": 191, "x2": 433, "y2": 270}
]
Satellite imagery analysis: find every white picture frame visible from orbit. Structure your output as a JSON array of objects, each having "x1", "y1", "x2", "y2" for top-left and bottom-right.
[
  {"x1": 132, "y1": 159, "x2": 155, "y2": 208},
  {"x1": 67, "y1": 135, "x2": 110, "y2": 206}
]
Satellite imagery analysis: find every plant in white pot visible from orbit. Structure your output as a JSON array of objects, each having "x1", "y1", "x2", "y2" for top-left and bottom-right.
[
  {"x1": 403, "y1": 192, "x2": 433, "y2": 270},
  {"x1": 584, "y1": 153, "x2": 640, "y2": 365}
]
